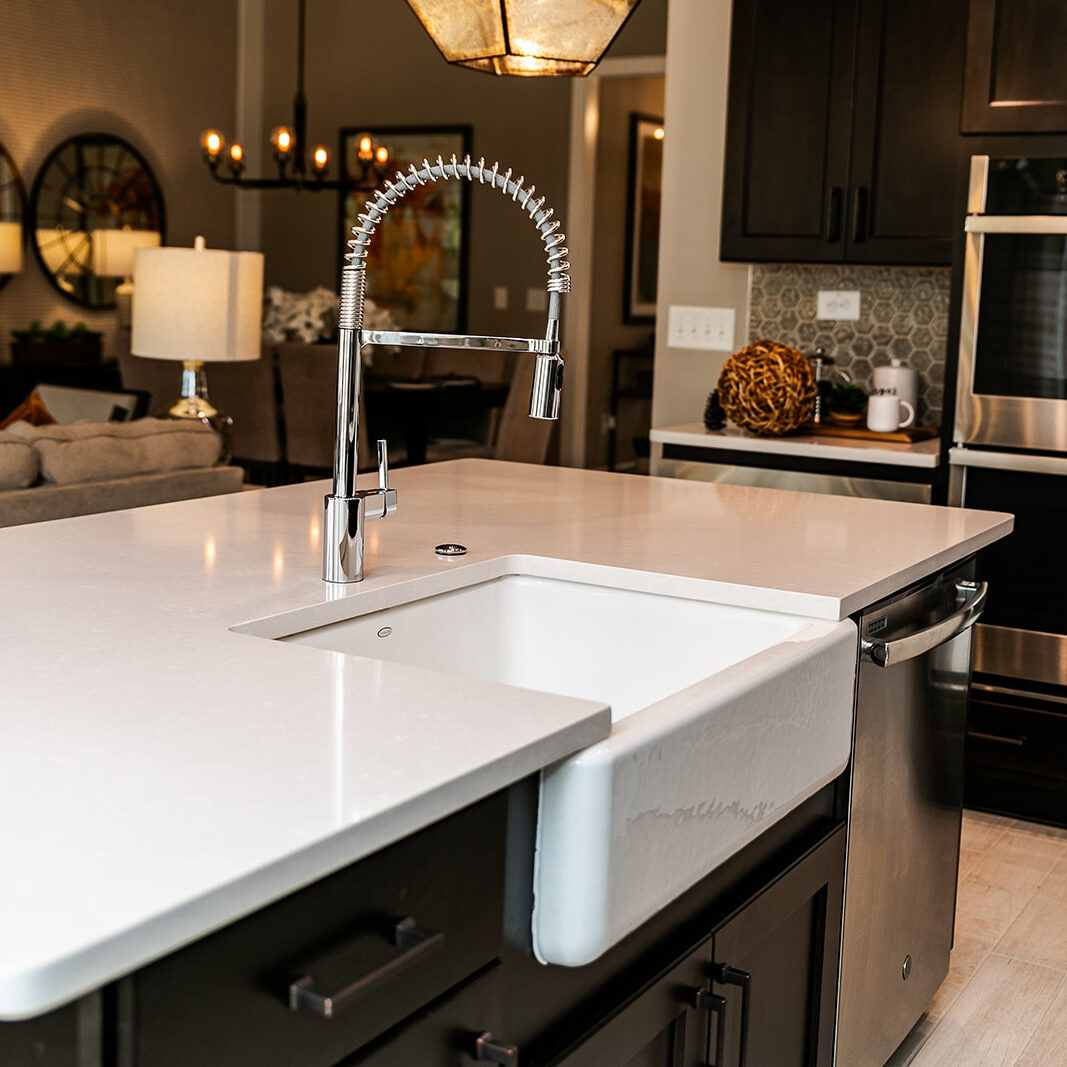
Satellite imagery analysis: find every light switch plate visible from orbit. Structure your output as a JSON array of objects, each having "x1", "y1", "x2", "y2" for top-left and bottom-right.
[
  {"x1": 526, "y1": 287, "x2": 547, "y2": 312},
  {"x1": 667, "y1": 305, "x2": 736, "y2": 351},
  {"x1": 816, "y1": 290, "x2": 861, "y2": 320},
  {"x1": 493, "y1": 286, "x2": 509, "y2": 310}
]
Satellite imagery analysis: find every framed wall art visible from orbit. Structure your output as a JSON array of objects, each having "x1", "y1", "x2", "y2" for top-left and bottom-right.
[
  {"x1": 339, "y1": 126, "x2": 472, "y2": 334},
  {"x1": 624, "y1": 113, "x2": 664, "y2": 323}
]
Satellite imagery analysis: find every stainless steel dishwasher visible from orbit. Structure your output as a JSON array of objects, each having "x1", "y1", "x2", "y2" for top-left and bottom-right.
[{"x1": 835, "y1": 561, "x2": 986, "y2": 1066}]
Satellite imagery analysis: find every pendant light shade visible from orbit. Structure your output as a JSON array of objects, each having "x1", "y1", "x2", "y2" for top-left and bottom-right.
[{"x1": 406, "y1": 0, "x2": 641, "y2": 76}]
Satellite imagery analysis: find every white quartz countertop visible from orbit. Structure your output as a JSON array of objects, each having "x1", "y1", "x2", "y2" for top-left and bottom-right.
[
  {"x1": 0, "y1": 460, "x2": 1010, "y2": 1019},
  {"x1": 651, "y1": 422, "x2": 943, "y2": 468}
]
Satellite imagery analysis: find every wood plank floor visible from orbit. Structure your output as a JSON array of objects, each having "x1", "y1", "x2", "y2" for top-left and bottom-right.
[{"x1": 886, "y1": 810, "x2": 1067, "y2": 1066}]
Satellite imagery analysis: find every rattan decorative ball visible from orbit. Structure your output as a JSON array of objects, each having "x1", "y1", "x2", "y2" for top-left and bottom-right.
[{"x1": 716, "y1": 339, "x2": 817, "y2": 436}]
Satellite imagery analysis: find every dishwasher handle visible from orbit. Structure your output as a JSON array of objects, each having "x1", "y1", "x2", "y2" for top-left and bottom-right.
[{"x1": 861, "y1": 581, "x2": 988, "y2": 668}]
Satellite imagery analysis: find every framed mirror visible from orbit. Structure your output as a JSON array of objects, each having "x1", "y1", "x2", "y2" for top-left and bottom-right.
[
  {"x1": 0, "y1": 140, "x2": 26, "y2": 291},
  {"x1": 30, "y1": 134, "x2": 165, "y2": 308}
]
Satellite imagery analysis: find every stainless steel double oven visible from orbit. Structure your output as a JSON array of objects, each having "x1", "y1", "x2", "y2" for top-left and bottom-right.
[{"x1": 950, "y1": 154, "x2": 1067, "y2": 821}]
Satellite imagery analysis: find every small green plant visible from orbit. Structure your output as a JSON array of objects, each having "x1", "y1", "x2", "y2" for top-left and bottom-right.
[
  {"x1": 11, "y1": 320, "x2": 102, "y2": 343},
  {"x1": 828, "y1": 382, "x2": 867, "y2": 414}
]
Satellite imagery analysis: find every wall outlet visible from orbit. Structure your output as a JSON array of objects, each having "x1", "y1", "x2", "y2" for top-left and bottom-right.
[
  {"x1": 816, "y1": 290, "x2": 861, "y2": 320},
  {"x1": 667, "y1": 305, "x2": 736, "y2": 351},
  {"x1": 493, "y1": 286, "x2": 509, "y2": 310},
  {"x1": 525, "y1": 287, "x2": 548, "y2": 312}
]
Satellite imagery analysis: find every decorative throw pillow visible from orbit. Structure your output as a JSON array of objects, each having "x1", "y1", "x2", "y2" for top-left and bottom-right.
[
  {"x1": 0, "y1": 431, "x2": 39, "y2": 489},
  {"x1": 6, "y1": 418, "x2": 221, "y2": 485},
  {"x1": 0, "y1": 389, "x2": 57, "y2": 431}
]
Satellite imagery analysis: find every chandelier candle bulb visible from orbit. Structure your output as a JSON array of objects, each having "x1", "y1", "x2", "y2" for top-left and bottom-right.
[
  {"x1": 271, "y1": 127, "x2": 294, "y2": 158},
  {"x1": 200, "y1": 130, "x2": 223, "y2": 161}
]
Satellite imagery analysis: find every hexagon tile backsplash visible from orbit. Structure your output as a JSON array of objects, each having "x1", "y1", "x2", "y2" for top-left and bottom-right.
[{"x1": 748, "y1": 264, "x2": 951, "y2": 427}]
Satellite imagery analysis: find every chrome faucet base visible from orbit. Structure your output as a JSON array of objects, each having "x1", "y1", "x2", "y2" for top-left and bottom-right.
[{"x1": 322, "y1": 487, "x2": 398, "y2": 584}]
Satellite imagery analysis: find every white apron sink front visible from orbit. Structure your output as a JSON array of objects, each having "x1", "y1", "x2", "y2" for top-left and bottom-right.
[{"x1": 242, "y1": 557, "x2": 857, "y2": 966}]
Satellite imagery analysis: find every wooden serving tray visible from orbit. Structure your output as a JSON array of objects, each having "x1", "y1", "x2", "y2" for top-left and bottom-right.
[{"x1": 801, "y1": 422, "x2": 939, "y2": 443}]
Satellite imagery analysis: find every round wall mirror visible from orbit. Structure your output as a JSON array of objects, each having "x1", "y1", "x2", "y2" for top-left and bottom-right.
[
  {"x1": 0, "y1": 141, "x2": 26, "y2": 291},
  {"x1": 30, "y1": 134, "x2": 165, "y2": 308}
]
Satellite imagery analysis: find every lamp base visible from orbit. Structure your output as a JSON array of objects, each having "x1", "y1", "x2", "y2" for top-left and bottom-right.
[
  {"x1": 115, "y1": 280, "x2": 134, "y2": 330},
  {"x1": 159, "y1": 360, "x2": 234, "y2": 464}
]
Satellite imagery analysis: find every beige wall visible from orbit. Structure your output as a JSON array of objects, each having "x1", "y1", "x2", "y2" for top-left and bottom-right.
[
  {"x1": 651, "y1": 0, "x2": 750, "y2": 473},
  {"x1": 586, "y1": 75, "x2": 664, "y2": 469},
  {"x1": 0, "y1": 0, "x2": 240, "y2": 362}
]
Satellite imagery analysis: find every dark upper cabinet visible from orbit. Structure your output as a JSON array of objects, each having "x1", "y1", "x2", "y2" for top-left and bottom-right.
[
  {"x1": 721, "y1": 0, "x2": 856, "y2": 263},
  {"x1": 962, "y1": 0, "x2": 1067, "y2": 132},
  {"x1": 722, "y1": 0, "x2": 968, "y2": 266}
]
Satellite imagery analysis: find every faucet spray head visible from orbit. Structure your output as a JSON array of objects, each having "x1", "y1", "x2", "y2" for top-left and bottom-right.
[{"x1": 529, "y1": 352, "x2": 563, "y2": 420}]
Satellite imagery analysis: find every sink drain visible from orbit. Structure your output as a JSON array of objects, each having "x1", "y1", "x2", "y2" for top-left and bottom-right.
[{"x1": 435, "y1": 543, "x2": 468, "y2": 557}]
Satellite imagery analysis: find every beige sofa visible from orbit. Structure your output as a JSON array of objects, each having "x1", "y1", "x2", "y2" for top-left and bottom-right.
[{"x1": 0, "y1": 418, "x2": 244, "y2": 528}]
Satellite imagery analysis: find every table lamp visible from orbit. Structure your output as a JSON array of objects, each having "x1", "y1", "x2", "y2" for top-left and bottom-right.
[
  {"x1": 92, "y1": 227, "x2": 160, "y2": 328},
  {"x1": 0, "y1": 221, "x2": 23, "y2": 275},
  {"x1": 132, "y1": 236, "x2": 264, "y2": 462}
]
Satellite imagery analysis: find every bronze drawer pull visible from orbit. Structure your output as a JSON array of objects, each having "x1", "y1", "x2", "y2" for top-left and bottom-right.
[{"x1": 288, "y1": 917, "x2": 444, "y2": 1018}]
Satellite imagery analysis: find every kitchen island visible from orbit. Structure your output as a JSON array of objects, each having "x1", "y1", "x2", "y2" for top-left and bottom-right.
[{"x1": 0, "y1": 460, "x2": 1011, "y2": 1064}]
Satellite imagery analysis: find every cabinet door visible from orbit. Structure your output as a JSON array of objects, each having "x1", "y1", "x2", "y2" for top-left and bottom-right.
[
  {"x1": 721, "y1": 0, "x2": 857, "y2": 263},
  {"x1": 847, "y1": 0, "x2": 968, "y2": 265},
  {"x1": 962, "y1": 0, "x2": 1067, "y2": 132},
  {"x1": 711, "y1": 828, "x2": 844, "y2": 1067},
  {"x1": 548, "y1": 948, "x2": 711, "y2": 1067}
]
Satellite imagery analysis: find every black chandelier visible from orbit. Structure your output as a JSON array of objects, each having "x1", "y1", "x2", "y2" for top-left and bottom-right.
[{"x1": 200, "y1": 0, "x2": 389, "y2": 192}]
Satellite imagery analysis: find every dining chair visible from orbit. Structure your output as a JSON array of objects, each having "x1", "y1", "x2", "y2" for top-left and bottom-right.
[
  {"x1": 425, "y1": 356, "x2": 554, "y2": 465},
  {"x1": 277, "y1": 342, "x2": 373, "y2": 476}
]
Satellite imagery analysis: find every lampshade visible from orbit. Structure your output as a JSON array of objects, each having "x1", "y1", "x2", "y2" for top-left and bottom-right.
[
  {"x1": 0, "y1": 221, "x2": 23, "y2": 274},
  {"x1": 405, "y1": 0, "x2": 641, "y2": 76},
  {"x1": 35, "y1": 228, "x2": 91, "y2": 275},
  {"x1": 91, "y1": 228, "x2": 160, "y2": 277},
  {"x1": 132, "y1": 237, "x2": 264, "y2": 363}
]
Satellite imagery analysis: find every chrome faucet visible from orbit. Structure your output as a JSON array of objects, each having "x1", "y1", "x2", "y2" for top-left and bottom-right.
[{"x1": 323, "y1": 154, "x2": 571, "y2": 583}]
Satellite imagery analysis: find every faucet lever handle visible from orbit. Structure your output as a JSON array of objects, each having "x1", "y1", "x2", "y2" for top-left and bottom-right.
[{"x1": 376, "y1": 439, "x2": 389, "y2": 490}]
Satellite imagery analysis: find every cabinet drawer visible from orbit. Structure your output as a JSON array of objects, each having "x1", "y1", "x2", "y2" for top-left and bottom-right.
[
  {"x1": 352, "y1": 963, "x2": 506, "y2": 1066},
  {"x1": 125, "y1": 792, "x2": 507, "y2": 1066},
  {"x1": 965, "y1": 691, "x2": 1067, "y2": 825}
]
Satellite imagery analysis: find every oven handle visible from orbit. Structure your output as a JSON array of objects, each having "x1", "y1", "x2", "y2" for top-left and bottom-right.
[
  {"x1": 966, "y1": 215, "x2": 1067, "y2": 235},
  {"x1": 862, "y1": 581, "x2": 988, "y2": 668},
  {"x1": 949, "y1": 447, "x2": 1067, "y2": 476}
]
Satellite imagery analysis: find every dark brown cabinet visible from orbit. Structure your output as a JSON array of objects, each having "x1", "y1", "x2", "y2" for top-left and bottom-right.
[
  {"x1": 722, "y1": 0, "x2": 968, "y2": 266},
  {"x1": 709, "y1": 828, "x2": 844, "y2": 1067},
  {"x1": 549, "y1": 949, "x2": 710, "y2": 1067},
  {"x1": 0, "y1": 999, "x2": 88, "y2": 1066},
  {"x1": 540, "y1": 828, "x2": 845, "y2": 1067},
  {"x1": 962, "y1": 0, "x2": 1067, "y2": 132},
  {"x1": 120, "y1": 794, "x2": 509, "y2": 1067},
  {"x1": 1, "y1": 790, "x2": 847, "y2": 1067}
]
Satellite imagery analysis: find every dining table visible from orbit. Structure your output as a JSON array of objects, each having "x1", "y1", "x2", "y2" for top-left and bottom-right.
[{"x1": 365, "y1": 374, "x2": 509, "y2": 465}]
